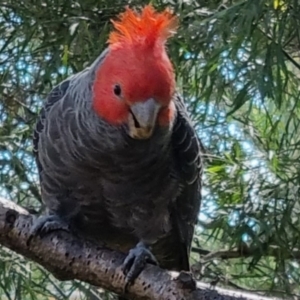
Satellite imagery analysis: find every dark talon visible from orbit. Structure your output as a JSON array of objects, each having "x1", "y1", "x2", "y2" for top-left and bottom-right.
[
  {"x1": 122, "y1": 242, "x2": 158, "y2": 288},
  {"x1": 27, "y1": 214, "x2": 69, "y2": 246}
]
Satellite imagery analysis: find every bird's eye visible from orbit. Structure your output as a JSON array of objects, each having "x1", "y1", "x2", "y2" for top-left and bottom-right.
[{"x1": 113, "y1": 84, "x2": 122, "y2": 97}]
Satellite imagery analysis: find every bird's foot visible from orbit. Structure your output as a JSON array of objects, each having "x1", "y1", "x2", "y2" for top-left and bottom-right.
[
  {"x1": 122, "y1": 242, "x2": 158, "y2": 286},
  {"x1": 27, "y1": 214, "x2": 70, "y2": 246}
]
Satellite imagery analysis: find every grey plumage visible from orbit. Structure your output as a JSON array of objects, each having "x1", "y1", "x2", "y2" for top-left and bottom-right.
[{"x1": 33, "y1": 48, "x2": 203, "y2": 273}]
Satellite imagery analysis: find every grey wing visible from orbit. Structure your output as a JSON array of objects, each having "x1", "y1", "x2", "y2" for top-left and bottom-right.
[
  {"x1": 170, "y1": 94, "x2": 203, "y2": 271},
  {"x1": 33, "y1": 80, "x2": 71, "y2": 179}
]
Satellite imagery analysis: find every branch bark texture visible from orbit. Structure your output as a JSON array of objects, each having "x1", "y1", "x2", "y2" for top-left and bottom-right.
[{"x1": 0, "y1": 197, "x2": 281, "y2": 300}]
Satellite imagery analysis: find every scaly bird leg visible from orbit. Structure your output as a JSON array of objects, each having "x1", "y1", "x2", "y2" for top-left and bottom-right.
[
  {"x1": 122, "y1": 241, "x2": 158, "y2": 286},
  {"x1": 27, "y1": 214, "x2": 70, "y2": 246}
]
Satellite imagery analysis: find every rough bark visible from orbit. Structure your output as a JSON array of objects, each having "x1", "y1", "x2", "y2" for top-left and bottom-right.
[{"x1": 0, "y1": 197, "x2": 281, "y2": 300}]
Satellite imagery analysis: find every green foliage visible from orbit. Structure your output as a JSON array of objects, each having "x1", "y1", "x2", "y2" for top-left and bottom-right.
[{"x1": 1, "y1": 0, "x2": 300, "y2": 298}]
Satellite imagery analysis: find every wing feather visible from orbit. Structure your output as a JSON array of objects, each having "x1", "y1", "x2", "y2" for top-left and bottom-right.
[
  {"x1": 33, "y1": 80, "x2": 71, "y2": 173},
  {"x1": 169, "y1": 94, "x2": 203, "y2": 270}
]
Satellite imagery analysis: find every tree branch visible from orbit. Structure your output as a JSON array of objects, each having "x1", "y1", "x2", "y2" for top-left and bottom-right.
[
  {"x1": 0, "y1": 197, "x2": 281, "y2": 300},
  {"x1": 192, "y1": 246, "x2": 300, "y2": 260}
]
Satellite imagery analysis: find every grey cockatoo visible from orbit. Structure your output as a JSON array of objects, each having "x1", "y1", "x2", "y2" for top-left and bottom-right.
[{"x1": 31, "y1": 4, "x2": 203, "y2": 295}]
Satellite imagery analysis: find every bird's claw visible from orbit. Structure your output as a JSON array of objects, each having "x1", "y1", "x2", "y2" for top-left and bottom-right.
[
  {"x1": 27, "y1": 214, "x2": 69, "y2": 246},
  {"x1": 122, "y1": 242, "x2": 158, "y2": 288}
]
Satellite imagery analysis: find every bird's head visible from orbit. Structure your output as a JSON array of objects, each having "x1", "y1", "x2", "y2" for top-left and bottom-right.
[{"x1": 93, "y1": 5, "x2": 178, "y2": 139}]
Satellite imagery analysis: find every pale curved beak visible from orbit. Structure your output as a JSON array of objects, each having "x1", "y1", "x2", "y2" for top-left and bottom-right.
[{"x1": 128, "y1": 98, "x2": 160, "y2": 139}]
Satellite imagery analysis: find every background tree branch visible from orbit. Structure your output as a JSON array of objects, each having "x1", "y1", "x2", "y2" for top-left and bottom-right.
[
  {"x1": 0, "y1": 197, "x2": 282, "y2": 300},
  {"x1": 192, "y1": 246, "x2": 300, "y2": 260}
]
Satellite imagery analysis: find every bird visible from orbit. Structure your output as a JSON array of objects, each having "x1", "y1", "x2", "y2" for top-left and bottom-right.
[{"x1": 31, "y1": 4, "x2": 203, "y2": 297}]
